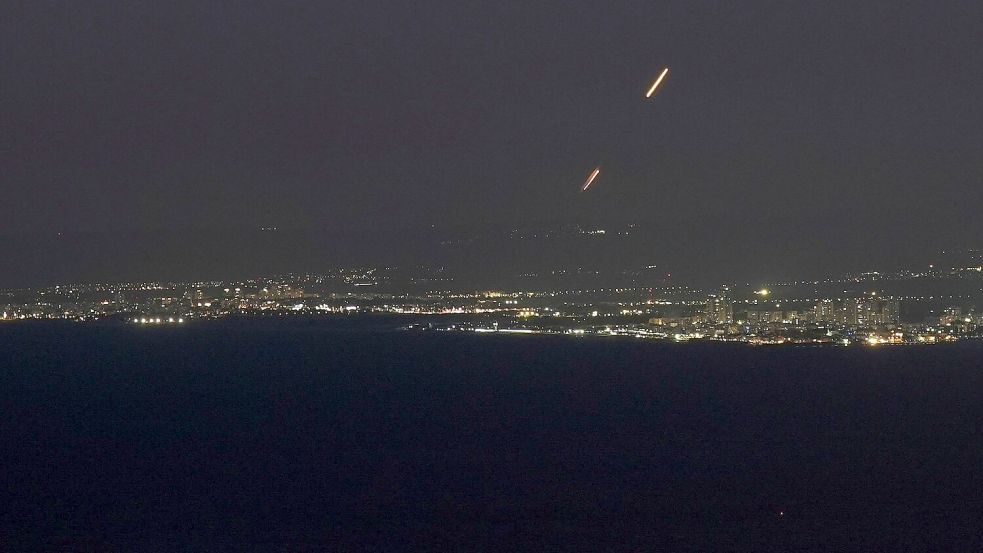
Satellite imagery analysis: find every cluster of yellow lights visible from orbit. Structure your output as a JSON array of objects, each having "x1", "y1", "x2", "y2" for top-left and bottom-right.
[
  {"x1": 866, "y1": 332, "x2": 904, "y2": 345},
  {"x1": 134, "y1": 317, "x2": 184, "y2": 324}
]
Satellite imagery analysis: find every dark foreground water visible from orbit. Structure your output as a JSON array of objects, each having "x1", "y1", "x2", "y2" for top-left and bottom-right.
[{"x1": 1, "y1": 320, "x2": 982, "y2": 551}]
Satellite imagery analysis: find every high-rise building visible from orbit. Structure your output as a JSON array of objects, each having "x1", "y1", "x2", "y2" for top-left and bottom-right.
[
  {"x1": 705, "y1": 287, "x2": 733, "y2": 324},
  {"x1": 814, "y1": 299, "x2": 836, "y2": 323},
  {"x1": 821, "y1": 297, "x2": 899, "y2": 327},
  {"x1": 940, "y1": 306, "x2": 963, "y2": 325},
  {"x1": 746, "y1": 308, "x2": 784, "y2": 324}
]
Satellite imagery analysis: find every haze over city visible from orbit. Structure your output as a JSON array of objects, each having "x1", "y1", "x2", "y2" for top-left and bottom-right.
[{"x1": 3, "y1": 1, "x2": 982, "y2": 287}]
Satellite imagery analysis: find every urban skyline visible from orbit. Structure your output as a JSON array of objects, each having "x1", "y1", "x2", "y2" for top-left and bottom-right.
[{"x1": 4, "y1": 245, "x2": 981, "y2": 346}]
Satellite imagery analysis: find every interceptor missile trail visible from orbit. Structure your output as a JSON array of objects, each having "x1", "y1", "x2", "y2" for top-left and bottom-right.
[
  {"x1": 645, "y1": 67, "x2": 670, "y2": 98},
  {"x1": 582, "y1": 166, "x2": 600, "y2": 191}
]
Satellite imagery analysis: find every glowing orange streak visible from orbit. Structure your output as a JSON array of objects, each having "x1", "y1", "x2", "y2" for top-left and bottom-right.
[
  {"x1": 582, "y1": 167, "x2": 600, "y2": 191},
  {"x1": 645, "y1": 67, "x2": 670, "y2": 98}
]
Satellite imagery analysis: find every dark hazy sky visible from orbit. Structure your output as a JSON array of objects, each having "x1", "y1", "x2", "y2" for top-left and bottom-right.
[{"x1": 1, "y1": 1, "x2": 981, "y2": 284}]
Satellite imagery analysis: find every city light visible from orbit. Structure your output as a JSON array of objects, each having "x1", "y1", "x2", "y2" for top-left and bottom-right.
[{"x1": 2, "y1": 256, "x2": 979, "y2": 345}]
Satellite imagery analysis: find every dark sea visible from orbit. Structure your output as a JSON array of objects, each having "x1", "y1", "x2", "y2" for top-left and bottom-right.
[{"x1": 2, "y1": 318, "x2": 982, "y2": 552}]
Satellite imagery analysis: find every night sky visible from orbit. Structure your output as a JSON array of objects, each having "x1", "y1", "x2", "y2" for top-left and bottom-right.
[{"x1": 2, "y1": 1, "x2": 981, "y2": 285}]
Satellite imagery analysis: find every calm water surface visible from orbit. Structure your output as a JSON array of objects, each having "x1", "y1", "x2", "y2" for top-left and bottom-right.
[{"x1": 1, "y1": 320, "x2": 981, "y2": 551}]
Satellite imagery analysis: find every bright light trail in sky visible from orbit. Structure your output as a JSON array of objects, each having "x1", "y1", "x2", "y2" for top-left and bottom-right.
[
  {"x1": 582, "y1": 167, "x2": 601, "y2": 191},
  {"x1": 645, "y1": 67, "x2": 670, "y2": 98}
]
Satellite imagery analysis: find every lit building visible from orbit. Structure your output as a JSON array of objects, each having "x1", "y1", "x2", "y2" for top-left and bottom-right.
[
  {"x1": 705, "y1": 288, "x2": 733, "y2": 324},
  {"x1": 821, "y1": 297, "x2": 900, "y2": 327},
  {"x1": 814, "y1": 299, "x2": 836, "y2": 324},
  {"x1": 746, "y1": 308, "x2": 784, "y2": 324},
  {"x1": 939, "y1": 306, "x2": 962, "y2": 325}
]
